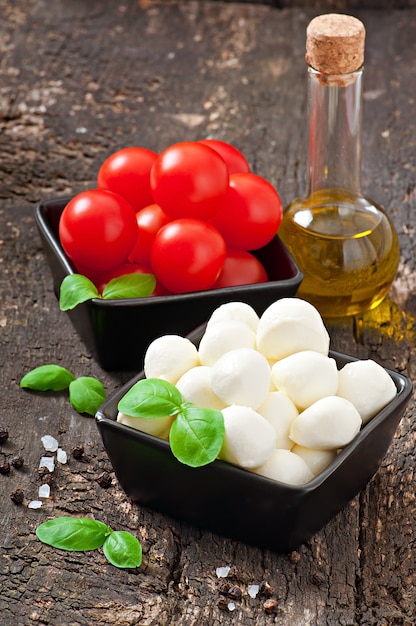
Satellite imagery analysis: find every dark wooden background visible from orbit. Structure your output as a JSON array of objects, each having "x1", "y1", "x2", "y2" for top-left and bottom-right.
[{"x1": 1, "y1": 1, "x2": 415, "y2": 625}]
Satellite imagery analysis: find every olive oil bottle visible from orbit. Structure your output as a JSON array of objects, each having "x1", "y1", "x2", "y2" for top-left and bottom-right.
[{"x1": 279, "y1": 14, "x2": 399, "y2": 317}]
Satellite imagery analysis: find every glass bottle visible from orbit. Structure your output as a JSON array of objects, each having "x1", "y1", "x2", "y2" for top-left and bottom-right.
[{"x1": 278, "y1": 14, "x2": 400, "y2": 317}]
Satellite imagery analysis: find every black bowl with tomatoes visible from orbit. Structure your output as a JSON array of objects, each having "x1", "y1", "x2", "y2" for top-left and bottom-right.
[{"x1": 35, "y1": 196, "x2": 302, "y2": 371}]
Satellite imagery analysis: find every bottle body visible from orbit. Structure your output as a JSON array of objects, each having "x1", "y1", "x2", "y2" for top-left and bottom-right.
[
  {"x1": 279, "y1": 64, "x2": 399, "y2": 317},
  {"x1": 279, "y1": 188, "x2": 400, "y2": 317}
]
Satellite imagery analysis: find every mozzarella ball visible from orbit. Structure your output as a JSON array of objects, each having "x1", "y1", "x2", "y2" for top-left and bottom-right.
[
  {"x1": 211, "y1": 348, "x2": 271, "y2": 410},
  {"x1": 290, "y1": 396, "x2": 362, "y2": 450},
  {"x1": 117, "y1": 412, "x2": 173, "y2": 440},
  {"x1": 175, "y1": 366, "x2": 226, "y2": 410},
  {"x1": 144, "y1": 335, "x2": 199, "y2": 384},
  {"x1": 271, "y1": 351, "x2": 339, "y2": 410},
  {"x1": 220, "y1": 405, "x2": 277, "y2": 468},
  {"x1": 256, "y1": 298, "x2": 330, "y2": 360},
  {"x1": 198, "y1": 320, "x2": 256, "y2": 366},
  {"x1": 257, "y1": 391, "x2": 299, "y2": 449},
  {"x1": 252, "y1": 449, "x2": 314, "y2": 485},
  {"x1": 291, "y1": 444, "x2": 337, "y2": 476},
  {"x1": 337, "y1": 359, "x2": 397, "y2": 425},
  {"x1": 206, "y1": 301, "x2": 259, "y2": 332}
]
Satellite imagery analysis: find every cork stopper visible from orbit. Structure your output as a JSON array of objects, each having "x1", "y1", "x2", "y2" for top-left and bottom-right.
[{"x1": 306, "y1": 14, "x2": 365, "y2": 81}]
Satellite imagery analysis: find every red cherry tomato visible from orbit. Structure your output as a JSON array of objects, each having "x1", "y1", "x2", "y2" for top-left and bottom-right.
[
  {"x1": 128, "y1": 204, "x2": 171, "y2": 265},
  {"x1": 150, "y1": 142, "x2": 229, "y2": 220},
  {"x1": 213, "y1": 248, "x2": 268, "y2": 288},
  {"x1": 150, "y1": 219, "x2": 226, "y2": 293},
  {"x1": 59, "y1": 189, "x2": 138, "y2": 272},
  {"x1": 94, "y1": 262, "x2": 154, "y2": 295},
  {"x1": 74, "y1": 265, "x2": 104, "y2": 285},
  {"x1": 210, "y1": 173, "x2": 283, "y2": 250},
  {"x1": 97, "y1": 146, "x2": 158, "y2": 211},
  {"x1": 198, "y1": 139, "x2": 251, "y2": 174}
]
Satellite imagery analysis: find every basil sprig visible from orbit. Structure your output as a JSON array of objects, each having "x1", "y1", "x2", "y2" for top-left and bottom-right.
[
  {"x1": 118, "y1": 378, "x2": 225, "y2": 468},
  {"x1": 36, "y1": 517, "x2": 142, "y2": 569},
  {"x1": 59, "y1": 273, "x2": 156, "y2": 311},
  {"x1": 20, "y1": 365, "x2": 105, "y2": 416}
]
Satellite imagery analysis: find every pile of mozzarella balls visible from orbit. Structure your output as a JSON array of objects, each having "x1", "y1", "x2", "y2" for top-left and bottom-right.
[{"x1": 117, "y1": 298, "x2": 397, "y2": 486}]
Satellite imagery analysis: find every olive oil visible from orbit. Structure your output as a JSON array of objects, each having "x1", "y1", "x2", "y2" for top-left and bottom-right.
[
  {"x1": 279, "y1": 188, "x2": 400, "y2": 317},
  {"x1": 280, "y1": 15, "x2": 400, "y2": 317}
]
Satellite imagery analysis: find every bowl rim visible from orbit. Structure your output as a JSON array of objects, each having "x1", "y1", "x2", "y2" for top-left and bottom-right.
[
  {"x1": 96, "y1": 347, "x2": 413, "y2": 494},
  {"x1": 34, "y1": 196, "x2": 304, "y2": 308}
]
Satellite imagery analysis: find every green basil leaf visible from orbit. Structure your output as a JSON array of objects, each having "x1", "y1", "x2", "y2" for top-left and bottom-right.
[
  {"x1": 102, "y1": 273, "x2": 156, "y2": 300},
  {"x1": 59, "y1": 274, "x2": 99, "y2": 311},
  {"x1": 69, "y1": 377, "x2": 106, "y2": 415},
  {"x1": 36, "y1": 517, "x2": 112, "y2": 551},
  {"x1": 118, "y1": 378, "x2": 184, "y2": 419},
  {"x1": 20, "y1": 364, "x2": 75, "y2": 391},
  {"x1": 169, "y1": 407, "x2": 225, "y2": 467},
  {"x1": 102, "y1": 531, "x2": 142, "y2": 569}
]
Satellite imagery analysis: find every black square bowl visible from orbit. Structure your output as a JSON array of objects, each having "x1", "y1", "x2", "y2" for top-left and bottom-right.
[
  {"x1": 35, "y1": 197, "x2": 303, "y2": 372},
  {"x1": 95, "y1": 324, "x2": 413, "y2": 552}
]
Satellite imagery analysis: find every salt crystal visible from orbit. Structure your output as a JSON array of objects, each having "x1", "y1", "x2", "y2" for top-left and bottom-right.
[
  {"x1": 216, "y1": 566, "x2": 231, "y2": 578},
  {"x1": 39, "y1": 484, "x2": 50, "y2": 498},
  {"x1": 248, "y1": 584, "x2": 260, "y2": 598},
  {"x1": 28, "y1": 500, "x2": 43, "y2": 509},
  {"x1": 41, "y1": 435, "x2": 59, "y2": 452},
  {"x1": 39, "y1": 456, "x2": 55, "y2": 472},
  {"x1": 228, "y1": 602, "x2": 236, "y2": 611},
  {"x1": 57, "y1": 448, "x2": 67, "y2": 464}
]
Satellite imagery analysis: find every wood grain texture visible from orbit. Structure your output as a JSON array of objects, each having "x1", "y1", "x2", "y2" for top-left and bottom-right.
[{"x1": 0, "y1": 2, "x2": 415, "y2": 625}]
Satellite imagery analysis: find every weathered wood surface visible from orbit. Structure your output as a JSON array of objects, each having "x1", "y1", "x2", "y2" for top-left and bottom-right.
[{"x1": 0, "y1": 1, "x2": 415, "y2": 624}]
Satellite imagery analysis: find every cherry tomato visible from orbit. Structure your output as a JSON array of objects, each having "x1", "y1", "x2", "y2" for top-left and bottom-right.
[
  {"x1": 210, "y1": 173, "x2": 283, "y2": 250},
  {"x1": 150, "y1": 218, "x2": 226, "y2": 293},
  {"x1": 150, "y1": 142, "x2": 229, "y2": 220},
  {"x1": 213, "y1": 248, "x2": 268, "y2": 288},
  {"x1": 128, "y1": 204, "x2": 171, "y2": 265},
  {"x1": 94, "y1": 262, "x2": 154, "y2": 295},
  {"x1": 198, "y1": 139, "x2": 251, "y2": 174},
  {"x1": 59, "y1": 189, "x2": 138, "y2": 272},
  {"x1": 97, "y1": 146, "x2": 158, "y2": 211}
]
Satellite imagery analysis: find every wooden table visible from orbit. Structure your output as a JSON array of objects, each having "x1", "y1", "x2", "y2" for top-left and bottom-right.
[{"x1": 1, "y1": 1, "x2": 415, "y2": 624}]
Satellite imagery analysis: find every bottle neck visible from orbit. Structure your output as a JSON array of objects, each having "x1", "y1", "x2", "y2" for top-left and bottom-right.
[{"x1": 306, "y1": 66, "x2": 363, "y2": 197}]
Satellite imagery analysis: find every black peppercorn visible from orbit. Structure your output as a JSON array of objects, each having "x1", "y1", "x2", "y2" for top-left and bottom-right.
[
  {"x1": 10, "y1": 489, "x2": 24, "y2": 504},
  {"x1": 289, "y1": 550, "x2": 301, "y2": 564},
  {"x1": 71, "y1": 444, "x2": 84, "y2": 459},
  {"x1": 97, "y1": 471, "x2": 112, "y2": 489},
  {"x1": 11, "y1": 455, "x2": 24, "y2": 469},
  {"x1": 263, "y1": 598, "x2": 278, "y2": 614},
  {"x1": 227, "y1": 585, "x2": 242, "y2": 601}
]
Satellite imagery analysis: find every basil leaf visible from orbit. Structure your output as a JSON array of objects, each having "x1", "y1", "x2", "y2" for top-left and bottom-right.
[
  {"x1": 102, "y1": 273, "x2": 156, "y2": 300},
  {"x1": 69, "y1": 377, "x2": 106, "y2": 415},
  {"x1": 20, "y1": 364, "x2": 75, "y2": 391},
  {"x1": 102, "y1": 531, "x2": 142, "y2": 569},
  {"x1": 59, "y1": 274, "x2": 99, "y2": 311},
  {"x1": 169, "y1": 407, "x2": 225, "y2": 467},
  {"x1": 36, "y1": 517, "x2": 112, "y2": 551},
  {"x1": 118, "y1": 378, "x2": 184, "y2": 419}
]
